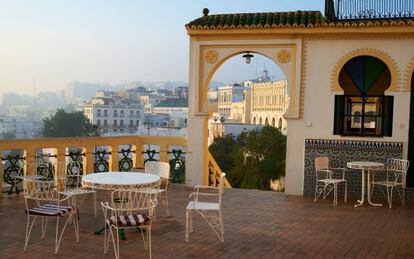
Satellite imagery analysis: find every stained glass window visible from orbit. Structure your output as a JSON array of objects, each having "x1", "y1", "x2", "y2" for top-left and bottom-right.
[{"x1": 334, "y1": 56, "x2": 393, "y2": 137}]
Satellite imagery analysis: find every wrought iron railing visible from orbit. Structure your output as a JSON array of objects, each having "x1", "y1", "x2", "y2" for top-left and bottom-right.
[
  {"x1": 327, "y1": 0, "x2": 414, "y2": 20},
  {"x1": 0, "y1": 135, "x2": 187, "y2": 194},
  {"x1": 1, "y1": 154, "x2": 24, "y2": 195}
]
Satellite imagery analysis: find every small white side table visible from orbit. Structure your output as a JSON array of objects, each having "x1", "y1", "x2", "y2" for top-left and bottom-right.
[{"x1": 347, "y1": 161, "x2": 384, "y2": 207}]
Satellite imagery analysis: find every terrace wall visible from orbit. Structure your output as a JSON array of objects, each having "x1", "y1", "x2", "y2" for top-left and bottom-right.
[{"x1": 303, "y1": 139, "x2": 414, "y2": 201}]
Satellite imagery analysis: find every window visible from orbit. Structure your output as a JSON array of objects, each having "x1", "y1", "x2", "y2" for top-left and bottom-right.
[
  {"x1": 114, "y1": 120, "x2": 117, "y2": 126},
  {"x1": 104, "y1": 120, "x2": 107, "y2": 126},
  {"x1": 97, "y1": 119, "x2": 101, "y2": 127},
  {"x1": 120, "y1": 120, "x2": 124, "y2": 127},
  {"x1": 334, "y1": 56, "x2": 393, "y2": 137}
]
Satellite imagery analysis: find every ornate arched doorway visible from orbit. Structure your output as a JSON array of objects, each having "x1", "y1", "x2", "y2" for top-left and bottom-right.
[{"x1": 187, "y1": 27, "x2": 303, "y2": 186}]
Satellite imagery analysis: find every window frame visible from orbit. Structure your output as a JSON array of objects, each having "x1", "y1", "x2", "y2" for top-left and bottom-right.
[
  {"x1": 342, "y1": 95, "x2": 385, "y2": 137},
  {"x1": 334, "y1": 94, "x2": 393, "y2": 137}
]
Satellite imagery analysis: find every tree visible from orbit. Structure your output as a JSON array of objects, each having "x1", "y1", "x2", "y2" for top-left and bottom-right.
[
  {"x1": 209, "y1": 126, "x2": 286, "y2": 191},
  {"x1": 208, "y1": 135, "x2": 242, "y2": 185},
  {"x1": 42, "y1": 109, "x2": 98, "y2": 137},
  {"x1": 238, "y1": 126, "x2": 286, "y2": 190}
]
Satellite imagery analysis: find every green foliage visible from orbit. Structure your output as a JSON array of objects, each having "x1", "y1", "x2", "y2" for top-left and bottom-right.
[
  {"x1": 42, "y1": 109, "x2": 97, "y2": 137},
  {"x1": 209, "y1": 126, "x2": 286, "y2": 191}
]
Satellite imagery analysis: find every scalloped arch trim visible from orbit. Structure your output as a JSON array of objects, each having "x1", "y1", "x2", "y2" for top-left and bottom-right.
[
  {"x1": 331, "y1": 48, "x2": 400, "y2": 92},
  {"x1": 403, "y1": 58, "x2": 414, "y2": 92}
]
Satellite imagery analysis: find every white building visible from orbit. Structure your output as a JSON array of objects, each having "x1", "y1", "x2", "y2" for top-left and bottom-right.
[
  {"x1": 185, "y1": 5, "x2": 414, "y2": 197},
  {"x1": 249, "y1": 78, "x2": 289, "y2": 129},
  {"x1": 81, "y1": 94, "x2": 145, "y2": 135},
  {"x1": 217, "y1": 83, "x2": 244, "y2": 119},
  {"x1": 152, "y1": 102, "x2": 188, "y2": 128},
  {"x1": 8, "y1": 105, "x2": 31, "y2": 118},
  {"x1": 0, "y1": 115, "x2": 34, "y2": 139}
]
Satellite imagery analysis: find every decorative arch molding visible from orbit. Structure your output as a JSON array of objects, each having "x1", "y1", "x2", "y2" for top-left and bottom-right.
[
  {"x1": 271, "y1": 117, "x2": 276, "y2": 127},
  {"x1": 403, "y1": 58, "x2": 414, "y2": 92},
  {"x1": 194, "y1": 42, "x2": 302, "y2": 119},
  {"x1": 252, "y1": 117, "x2": 257, "y2": 124},
  {"x1": 330, "y1": 48, "x2": 400, "y2": 92},
  {"x1": 278, "y1": 117, "x2": 283, "y2": 128}
]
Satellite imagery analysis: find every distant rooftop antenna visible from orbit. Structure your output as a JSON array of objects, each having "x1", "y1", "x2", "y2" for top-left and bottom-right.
[{"x1": 262, "y1": 62, "x2": 269, "y2": 80}]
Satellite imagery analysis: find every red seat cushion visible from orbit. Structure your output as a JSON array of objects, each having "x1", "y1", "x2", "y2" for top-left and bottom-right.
[
  {"x1": 26, "y1": 203, "x2": 77, "y2": 217},
  {"x1": 106, "y1": 214, "x2": 150, "y2": 227}
]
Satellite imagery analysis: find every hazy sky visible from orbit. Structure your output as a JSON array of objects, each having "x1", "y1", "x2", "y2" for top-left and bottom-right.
[{"x1": 0, "y1": 0, "x2": 324, "y2": 94}]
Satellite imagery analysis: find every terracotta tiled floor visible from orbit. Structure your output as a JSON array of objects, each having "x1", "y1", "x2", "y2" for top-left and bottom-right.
[{"x1": 1, "y1": 184, "x2": 414, "y2": 258}]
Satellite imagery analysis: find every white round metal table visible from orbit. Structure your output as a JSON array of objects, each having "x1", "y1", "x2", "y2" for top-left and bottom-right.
[
  {"x1": 82, "y1": 172, "x2": 160, "y2": 237},
  {"x1": 82, "y1": 172, "x2": 160, "y2": 190},
  {"x1": 347, "y1": 161, "x2": 384, "y2": 207}
]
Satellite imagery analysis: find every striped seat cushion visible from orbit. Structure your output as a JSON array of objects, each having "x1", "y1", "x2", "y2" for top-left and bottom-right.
[
  {"x1": 106, "y1": 214, "x2": 150, "y2": 227},
  {"x1": 26, "y1": 204, "x2": 77, "y2": 217}
]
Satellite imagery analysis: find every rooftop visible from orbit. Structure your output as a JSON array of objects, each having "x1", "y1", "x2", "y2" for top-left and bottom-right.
[
  {"x1": 186, "y1": 9, "x2": 414, "y2": 32},
  {"x1": 154, "y1": 99, "x2": 188, "y2": 108},
  {"x1": 186, "y1": 10, "x2": 324, "y2": 30},
  {"x1": 2, "y1": 184, "x2": 414, "y2": 258}
]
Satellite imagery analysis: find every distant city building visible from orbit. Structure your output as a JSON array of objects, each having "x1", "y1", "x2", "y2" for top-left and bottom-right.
[
  {"x1": 213, "y1": 69, "x2": 289, "y2": 129},
  {"x1": 81, "y1": 85, "x2": 189, "y2": 135},
  {"x1": 81, "y1": 92, "x2": 144, "y2": 134},
  {"x1": 64, "y1": 81, "x2": 112, "y2": 104},
  {"x1": 208, "y1": 88, "x2": 218, "y2": 102},
  {"x1": 0, "y1": 115, "x2": 35, "y2": 139},
  {"x1": 249, "y1": 77, "x2": 289, "y2": 129},
  {"x1": 217, "y1": 83, "x2": 244, "y2": 119},
  {"x1": 157, "y1": 88, "x2": 173, "y2": 96},
  {"x1": 152, "y1": 99, "x2": 188, "y2": 128},
  {"x1": 173, "y1": 86, "x2": 189, "y2": 99},
  {"x1": 144, "y1": 113, "x2": 170, "y2": 127},
  {"x1": 8, "y1": 105, "x2": 32, "y2": 119}
]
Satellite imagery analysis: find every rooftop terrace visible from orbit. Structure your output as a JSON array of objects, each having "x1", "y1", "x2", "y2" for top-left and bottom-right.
[{"x1": 2, "y1": 184, "x2": 414, "y2": 258}]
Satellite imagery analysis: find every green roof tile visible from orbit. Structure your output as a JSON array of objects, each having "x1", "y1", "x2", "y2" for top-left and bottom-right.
[
  {"x1": 186, "y1": 11, "x2": 324, "y2": 30},
  {"x1": 186, "y1": 10, "x2": 414, "y2": 31},
  {"x1": 154, "y1": 99, "x2": 188, "y2": 108}
]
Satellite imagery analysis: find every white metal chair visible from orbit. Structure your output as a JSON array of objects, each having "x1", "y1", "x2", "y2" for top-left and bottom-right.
[
  {"x1": 370, "y1": 158, "x2": 410, "y2": 208},
  {"x1": 61, "y1": 161, "x2": 96, "y2": 211},
  {"x1": 314, "y1": 157, "x2": 347, "y2": 206},
  {"x1": 101, "y1": 180, "x2": 161, "y2": 259},
  {"x1": 185, "y1": 173, "x2": 226, "y2": 242},
  {"x1": 23, "y1": 178, "x2": 79, "y2": 254},
  {"x1": 144, "y1": 161, "x2": 170, "y2": 218}
]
